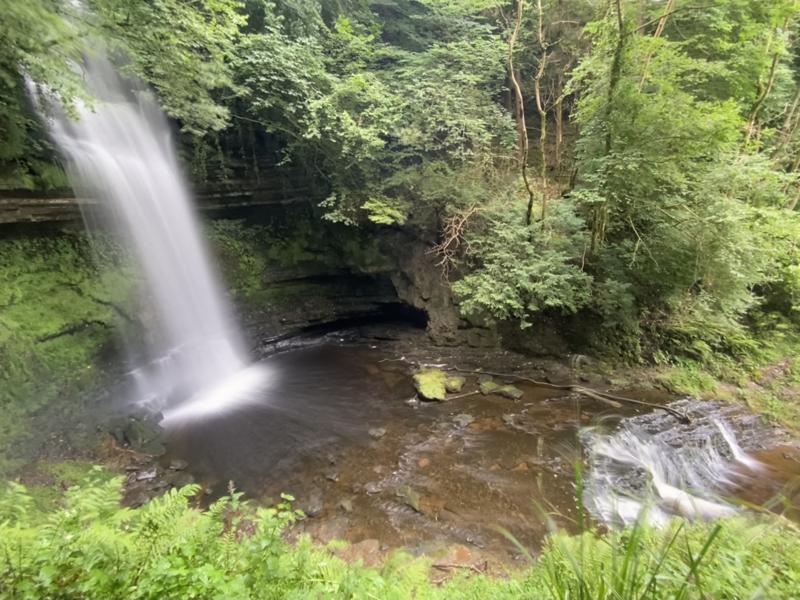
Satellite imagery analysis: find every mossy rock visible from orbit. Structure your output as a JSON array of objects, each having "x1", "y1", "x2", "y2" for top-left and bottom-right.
[
  {"x1": 445, "y1": 375, "x2": 466, "y2": 393},
  {"x1": 479, "y1": 379, "x2": 523, "y2": 400},
  {"x1": 413, "y1": 368, "x2": 448, "y2": 401},
  {"x1": 479, "y1": 380, "x2": 500, "y2": 395}
]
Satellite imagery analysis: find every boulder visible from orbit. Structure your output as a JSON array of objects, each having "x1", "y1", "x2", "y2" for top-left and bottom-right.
[
  {"x1": 444, "y1": 375, "x2": 466, "y2": 393},
  {"x1": 478, "y1": 378, "x2": 523, "y2": 400},
  {"x1": 413, "y1": 368, "x2": 448, "y2": 401}
]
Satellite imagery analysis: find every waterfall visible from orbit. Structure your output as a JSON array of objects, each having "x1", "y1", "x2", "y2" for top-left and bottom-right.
[
  {"x1": 582, "y1": 399, "x2": 769, "y2": 527},
  {"x1": 33, "y1": 56, "x2": 265, "y2": 426}
]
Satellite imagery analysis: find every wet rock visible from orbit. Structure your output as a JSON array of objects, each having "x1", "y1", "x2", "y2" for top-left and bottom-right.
[
  {"x1": 364, "y1": 482, "x2": 382, "y2": 495},
  {"x1": 136, "y1": 468, "x2": 158, "y2": 482},
  {"x1": 479, "y1": 380, "x2": 500, "y2": 395},
  {"x1": 453, "y1": 413, "x2": 475, "y2": 428},
  {"x1": 418, "y1": 457, "x2": 431, "y2": 469},
  {"x1": 299, "y1": 490, "x2": 324, "y2": 517},
  {"x1": 338, "y1": 497, "x2": 354, "y2": 513},
  {"x1": 419, "y1": 495, "x2": 446, "y2": 518},
  {"x1": 502, "y1": 414, "x2": 516, "y2": 427},
  {"x1": 413, "y1": 369, "x2": 448, "y2": 401},
  {"x1": 166, "y1": 472, "x2": 194, "y2": 489},
  {"x1": 479, "y1": 379, "x2": 523, "y2": 400},
  {"x1": 398, "y1": 485, "x2": 422, "y2": 512},
  {"x1": 128, "y1": 491, "x2": 152, "y2": 508},
  {"x1": 108, "y1": 411, "x2": 166, "y2": 456},
  {"x1": 445, "y1": 375, "x2": 466, "y2": 393},
  {"x1": 368, "y1": 427, "x2": 387, "y2": 439},
  {"x1": 511, "y1": 462, "x2": 529, "y2": 472},
  {"x1": 168, "y1": 458, "x2": 188, "y2": 471},
  {"x1": 325, "y1": 470, "x2": 340, "y2": 483}
]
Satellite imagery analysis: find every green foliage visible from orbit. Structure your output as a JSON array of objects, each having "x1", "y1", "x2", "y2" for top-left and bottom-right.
[
  {"x1": 0, "y1": 234, "x2": 136, "y2": 472},
  {"x1": 0, "y1": 0, "x2": 245, "y2": 187},
  {"x1": 0, "y1": 0, "x2": 87, "y2": 188},
  {"x1": 88, "y1": 0, "x2": 245, "y2": 136},
  {"x1": 2, "y1": 477, "x2": 800, "y2": 598},
  {"x1": 454, "y1": 200, "x2": 592, "y2": 327},
  {"x1": 234, "y1": 0, "x2": 513, "y2": 225}
]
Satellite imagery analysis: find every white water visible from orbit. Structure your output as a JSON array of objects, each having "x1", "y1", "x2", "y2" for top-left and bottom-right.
[
  {"x1": 35, "y1": 57, "x2": 265, "y2": 425},
  {"x1": 583, "y1": 401, "x2": 768, "y2": 527}
]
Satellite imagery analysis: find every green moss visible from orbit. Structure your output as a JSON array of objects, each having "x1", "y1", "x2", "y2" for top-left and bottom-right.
[
  {"x1": 413, "y1": 368, "x2": 448, "y2": 401},
  {"x1": 207, "y1": 215, "x2": 391, "y2": 312},
  {"x1": 0, "y1": 234, "x2": 136, "y2": 472},
  {"x1": 444, "y1": 375, "x2": 465, "y2": 393}
]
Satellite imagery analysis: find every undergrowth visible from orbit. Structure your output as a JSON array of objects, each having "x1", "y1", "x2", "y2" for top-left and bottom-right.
[
  {"x1": 0, "y1": 234, "x2": 137, "y2": 474},
  {"x1": 2, "y1": 472, "x2": 800, "y2": 599},
  {"x1": 652, "y1": 324, "x2": 800, "y2": 430}
]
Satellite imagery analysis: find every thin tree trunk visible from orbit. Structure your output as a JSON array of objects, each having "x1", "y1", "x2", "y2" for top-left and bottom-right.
[
  {"x1": 746, "y1": 19, "x2": 789, "y2": 144},
  {"x1": 555, "y1": 82, "x2": 564, "y2": 174},
  {"x1": 534, "y1": 0, "x2": 549, "y2": 225},
  {"x1": 772, "y1": 85, "x2": 800, "y2": 160},
  {"x1": 507, "y1": 0, "x2": 536, "y2": 226},
  {"x1": 591, "y1": 0, "x2": 625, "y2": 255},
  {"x1": 637, "y1": 0, "x2": 674, "y2": 91}
]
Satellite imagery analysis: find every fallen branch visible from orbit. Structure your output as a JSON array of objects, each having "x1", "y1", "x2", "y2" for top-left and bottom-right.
[
  {"x1": 432, "y1": 561, "x2": 487, "y2": 575},
  {"x1": 444, "y1": 390, "x2": 480, "y2": 401},
  {"x1": 442, "y1": 366, "x2": 690, "y2": 423}
]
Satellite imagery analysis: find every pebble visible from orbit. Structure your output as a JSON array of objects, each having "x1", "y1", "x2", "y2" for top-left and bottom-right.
[
  {"x1": 453, "y1": 413, "x2": 474, "y2": 427},
  {"x1": 368, "y1": 427, "x2": 386, "y2": 439}
]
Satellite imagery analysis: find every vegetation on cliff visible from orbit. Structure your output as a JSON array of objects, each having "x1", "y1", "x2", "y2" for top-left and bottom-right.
[{"x1": 4, "y1": 0, "x2": 800, "y2": 379}]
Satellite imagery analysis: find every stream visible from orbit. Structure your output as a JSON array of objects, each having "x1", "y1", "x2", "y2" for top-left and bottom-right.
[{"x1": 134, "y1": 326, "x2": 800, "y2": 567}]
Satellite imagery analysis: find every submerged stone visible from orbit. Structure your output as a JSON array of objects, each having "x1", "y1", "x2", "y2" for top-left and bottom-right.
[
  {"x1": 398, "y1": 485, "x2": 422, "y2": 512},
  {"x1": 413, "y1": 368, "x2": 448, "y2": 401},
  {"x1": 478, "y1": 379, "x2": 523, "y2": 399},
  {"x1": 479, "y1": 380, "x2": 500, "y2": 395},
  {"x1": 497, "y1": 385, "x2": 524, "y2": 400},
  {"x1": 453, "y1": 413, "x2": 475, "y2": 428},
  {"x1": 368, "y1": 427, "x2": 386, "y2": 439}
]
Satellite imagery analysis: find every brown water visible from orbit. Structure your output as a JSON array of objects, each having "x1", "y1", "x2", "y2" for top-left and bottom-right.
[{"x1": 162, "y1": 334, "x2": 800, "y2": 567}]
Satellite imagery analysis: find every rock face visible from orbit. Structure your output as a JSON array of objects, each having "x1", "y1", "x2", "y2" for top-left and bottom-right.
[{"x1": 388, "y1": 240, "x2": 462, "y2": 344}]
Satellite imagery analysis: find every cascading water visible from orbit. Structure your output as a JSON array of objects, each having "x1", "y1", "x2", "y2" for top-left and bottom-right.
[
  {"x1": 33, "y1": 56, "x2": 266, "y2": 426},
  {"x1": 582, "y1": 399, "x2": 781, "y2": 527}
]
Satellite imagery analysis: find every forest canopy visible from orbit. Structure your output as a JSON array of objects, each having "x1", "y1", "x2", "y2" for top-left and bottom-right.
[{"x1": 3, "y1": 0, "x2": 800, "y2": 369}]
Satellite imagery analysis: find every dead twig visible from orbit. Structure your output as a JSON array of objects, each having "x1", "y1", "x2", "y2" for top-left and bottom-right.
[{"x1": 429, "y1": 205, "x2": 480, "y2": 279}]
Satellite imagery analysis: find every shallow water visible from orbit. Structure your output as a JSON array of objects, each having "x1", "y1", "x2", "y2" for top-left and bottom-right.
[{"x1": 158, "y1": 337, "x2": 799, "y2": 564}]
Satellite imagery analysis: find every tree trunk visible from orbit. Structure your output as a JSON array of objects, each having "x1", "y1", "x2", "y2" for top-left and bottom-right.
[
  {"x1": 591, "y1": 0, "x2": 625, "y2": 255},
  {"x1": 507, "y1": 0, "x2": 536, "y2": 227},
  {"x1": 534, "y1": 0, "x2": 549, "y2": 225}
]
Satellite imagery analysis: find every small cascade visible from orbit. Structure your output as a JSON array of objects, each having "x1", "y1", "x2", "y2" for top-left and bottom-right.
[
  {"x1": 582, "y1": 399, "x2": 777, "y2": 527},
  {"x1": 32, "y1": 55, "x2": 266, "y2": 425}
]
